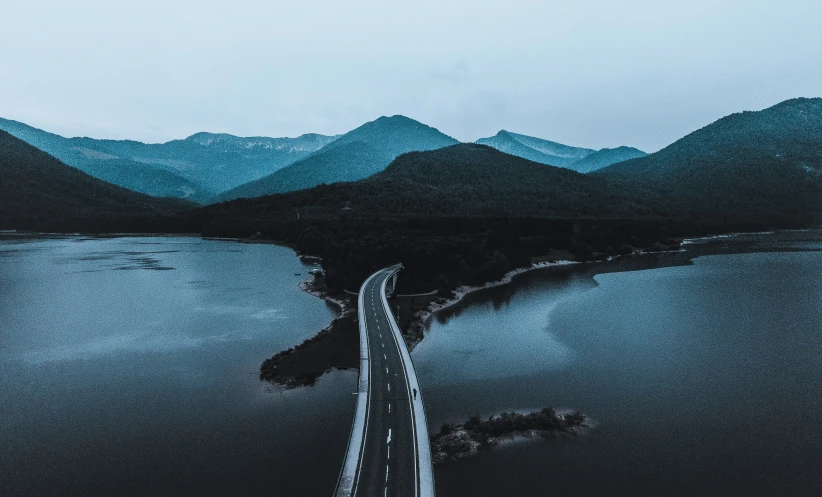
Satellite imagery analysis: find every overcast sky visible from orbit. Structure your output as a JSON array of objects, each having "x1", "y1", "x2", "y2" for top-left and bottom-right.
[{"x1": 2, "y1": 0, "x2": 820, "y2": 152}]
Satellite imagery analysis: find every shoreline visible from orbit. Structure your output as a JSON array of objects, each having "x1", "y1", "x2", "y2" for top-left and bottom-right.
[
  {"x1": 405, "y1": 245, "x2": 687, "y2": 351},
  {"x1": 404, "y1": 259, "x2": 580, "y2": 350},
  {"x1": 431, "y1": 408, "x2": 588, "y2": 465}
]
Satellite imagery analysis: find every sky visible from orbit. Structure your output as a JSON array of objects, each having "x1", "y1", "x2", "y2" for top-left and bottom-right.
[{"x1": 1, "y1": 0, "x2": 821, "y2": 152}]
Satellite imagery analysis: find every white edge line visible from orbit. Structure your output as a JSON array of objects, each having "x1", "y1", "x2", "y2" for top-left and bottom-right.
[
  {"x1": 380, "y1": 265, "x2": 435, "y2": 497},
  {"x1": 333, "y1": 270, "x2": 381, "y2": 497}
]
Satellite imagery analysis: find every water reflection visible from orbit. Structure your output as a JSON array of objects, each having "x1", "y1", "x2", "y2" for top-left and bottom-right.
[
  {"x1": 419, "y1": 230, "x2": 822, "y2": 497},
  {"x1": 0, "y1": 236, "x2": 351, "y2": 497}
]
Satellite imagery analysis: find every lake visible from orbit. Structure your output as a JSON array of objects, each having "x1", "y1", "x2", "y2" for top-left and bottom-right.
[
  {"x1": 415, "y1": 230, "x2": 822, "y2": 496},
  {"x1": 0, "y1": 236, "x2": 354, "y2": 496},
  {"x1": 2, "y1": 231, "x2": 820, "y2": 496}
]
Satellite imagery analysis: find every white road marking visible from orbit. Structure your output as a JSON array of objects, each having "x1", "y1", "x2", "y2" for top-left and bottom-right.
[
  {"x1": 387, "y1": 428, "x2": 392, "y2": 444},
  {"x1": 388, "y1": 403, "x2": 391, "y2": 413},
  {"x1": 386, "y1": 367, "x2": 388, "y2": 374},
  {"x1": 387, "y1": 383, "x2": 390, "y2": 392}
]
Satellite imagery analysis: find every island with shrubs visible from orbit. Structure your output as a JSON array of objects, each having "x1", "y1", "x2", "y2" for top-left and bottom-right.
[{"x1": 431, "y1": 408, "x2": 587, "y2": 465}]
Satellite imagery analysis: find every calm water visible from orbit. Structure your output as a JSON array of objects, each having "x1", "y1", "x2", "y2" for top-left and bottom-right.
[
  {"x1": 0, "y1": 236, "x2": 354, "y2": 496},
  {"x1": 2, "y1": 232, "x2": 820, "y2": 496},
  {"x1": 416, "y1": 231, "x2": 822, "y2": 496}
]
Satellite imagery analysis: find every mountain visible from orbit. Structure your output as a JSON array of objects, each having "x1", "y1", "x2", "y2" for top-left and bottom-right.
[
  {"x1": 203, "y1": 143, "x2": 660, "y2": 220},
  {"x1": 217, "y1": 115, "x2": 459, "y2": 202},
  {"x1": 570, "y1": 146, "x2": 647, "y2": 173},
  {"x1": 148, "y1": 132, "x2": 338, "y2": 192},
  {"x1": 475, "y1": 130, "x2": 596, "y2": 168},
  {"x1": 475, "y1": 131, "x2": 647, "y2": 173},
  {"x1": 0, "y1": 118, "x2": 209, "y2": 201},
  {"x1": 0, "y1": 130, "x2": 191, "y2": 232},
  {"x1": 596, "y1": 97, "x2": 822, "y2": 226},
  {"x1": 0, "y1": 118, "x2": 337, "y2": 201}
]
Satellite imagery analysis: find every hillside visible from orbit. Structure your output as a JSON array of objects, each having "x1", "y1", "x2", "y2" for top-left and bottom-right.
[
  {"x1": 596, "y1": 97, "x2": 822, "y2": 226},
  {"x1": 476, "y1": 130, "x2": 595, "y2": 168},
  {"x1": 203, "y1": 143, "x2": 661, "y2": 221},
  {"x1": 199, "y1": 144, "x2": 677, "y2": 295},
  {"x1": 0, "y1": 130, "x2": 191, "y2": 232},
  {"x1": 0, "y1": 118, "x2": 336, "y2": 200},
  {"x1": 217, "y1": 115, "x2": 459, "y2": 201},
  {"x1": 572, "y1": 146, "x2": 647, "y2": 173}
]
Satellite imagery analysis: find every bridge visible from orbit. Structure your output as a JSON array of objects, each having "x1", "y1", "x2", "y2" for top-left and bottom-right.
[{"x1": 335, "y1": 265, "x2": 435, "y2": 497}]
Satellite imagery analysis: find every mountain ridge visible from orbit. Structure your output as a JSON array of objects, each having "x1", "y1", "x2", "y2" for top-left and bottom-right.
[
  {"x1": 0, "y1": 130, "x2": 190, "y2": 232},
  {"x1": 204, "y1": 143, "x2": 660, "y2": 220},
  {"x1": 596, "y1": 97, "x2": 822, "y2": 225},
  {"x1": 474, "y1": 130, "x2": 645, "y2": 172},
  {"x1": 0, "y1": 118, "x2": 337, "y2": 200},
  {"x1": 216, "y1": 115, "x2": 459, "y2": 202}
]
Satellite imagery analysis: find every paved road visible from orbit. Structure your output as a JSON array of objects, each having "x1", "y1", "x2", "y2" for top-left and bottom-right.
[{"x1": 335, "y1": 266, "x2": 434, "y2": 497}]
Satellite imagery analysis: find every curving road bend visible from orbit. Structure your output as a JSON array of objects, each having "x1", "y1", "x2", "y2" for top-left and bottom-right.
[{"x1": 335, "y1": 266, "x2": 434, "y2": 497}]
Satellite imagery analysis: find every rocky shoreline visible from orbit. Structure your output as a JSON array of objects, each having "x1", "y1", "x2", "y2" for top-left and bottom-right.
[{"x1": 431, "y1": 409, "x2": 587, "y2": 465}]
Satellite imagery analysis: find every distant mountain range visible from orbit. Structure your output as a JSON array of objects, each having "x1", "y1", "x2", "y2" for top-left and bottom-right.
[
  {"x1": 202, "y1": 143, "x2": 659, "y2": 221},
  {"x1": 2, "y1": 115, "x2": 644, "y2": 205},
  {"x1": 0, "y1": 118, "x2": 337, "y2": 202},
  {"x1": 0, "y1": 130, "x2": 189, "y2": 232},
  {"x1": 3, "y1": 97, "x2": 820, "y2": 232},
  {"x1": 475, "y1": 130, "x2": 646, "y2": 172},
  {"x1": 217, "y1": 115, "x2": 459, "y2": 201},
  {"x1": 569, "y1": 146, "x2": 647, "y2": 174},
  {"x1": 596, "y1": 97, "x2": 822, "y2": 226}
]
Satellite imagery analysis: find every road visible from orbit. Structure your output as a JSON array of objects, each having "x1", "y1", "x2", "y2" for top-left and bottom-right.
[{"x1": 335, "y1": 266, "x2": 434, "y2": 497}]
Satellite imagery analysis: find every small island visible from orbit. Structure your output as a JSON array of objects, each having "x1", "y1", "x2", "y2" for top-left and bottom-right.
[{"x1": 431, "y1": 408, "x2": 587, "y2": 465}]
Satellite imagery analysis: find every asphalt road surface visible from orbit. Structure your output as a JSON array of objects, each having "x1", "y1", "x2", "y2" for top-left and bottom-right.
[{"x1": 353, "y1": 267, "x2": 425, "y2": 497}]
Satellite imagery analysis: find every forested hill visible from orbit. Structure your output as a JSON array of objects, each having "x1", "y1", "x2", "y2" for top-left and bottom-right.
[
  {"x1": 0, "y1": 130, "x2": 192, "y2": 232},
  {"x1": 596, "y1": 97, "x2": 822, "y2": 226},
  {"x1": 216, "y1": 115, "x2": 459, "y2": 201},
  {"x1": 201, "y1": 143, "x2": 662, "y2": 222}
]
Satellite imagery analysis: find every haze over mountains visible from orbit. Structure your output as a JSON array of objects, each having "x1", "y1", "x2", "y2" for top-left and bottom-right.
[
  {"x1": 2, "y1": 97, "x2": 820, "y2": 234},
  {"x1": 203, "y1": 143, "x2": 658, "y2": 222},
  {"x1": 0, "y1": 118, "x2": 337, "y2": 202},
  {"x1": 203, "y1": 97, "x2": 822, "y2": 231},
  {"x1": 0, "y1": 130, "x2": 188, "y2": 232},
  {"x1": 475, "y1": 130, "x2": 646, "y2": 173},
  {"x1": 217, "y1": 115, "x2": 459, "y2": 201},
  {"x1": 2, "y1": 114, "x2": 646, "y2": 206}
]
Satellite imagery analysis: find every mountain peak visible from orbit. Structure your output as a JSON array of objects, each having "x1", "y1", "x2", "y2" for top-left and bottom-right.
[
  {"x1": 366, "y1": 114, "x2": 430, "y2": 130},
  {"x1": 184, "y1": 132, "x2": 237, "y2": 145}
]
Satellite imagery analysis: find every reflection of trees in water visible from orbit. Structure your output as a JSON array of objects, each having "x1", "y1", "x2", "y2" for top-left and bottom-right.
[{"x1": 425, "y1": 233, "x2": 816, "y2": 331}]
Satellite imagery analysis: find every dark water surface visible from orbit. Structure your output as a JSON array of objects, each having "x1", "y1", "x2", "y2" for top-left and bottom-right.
[
  {"x1": 0, "y1": 236, "x2": 353, "y2": 496},
  {"x1": 2, "y1": 232, "x2": 820, "y2": 496},
  {"x1": 416, "y1": 230, "x2": 822, "y2": 496}
]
